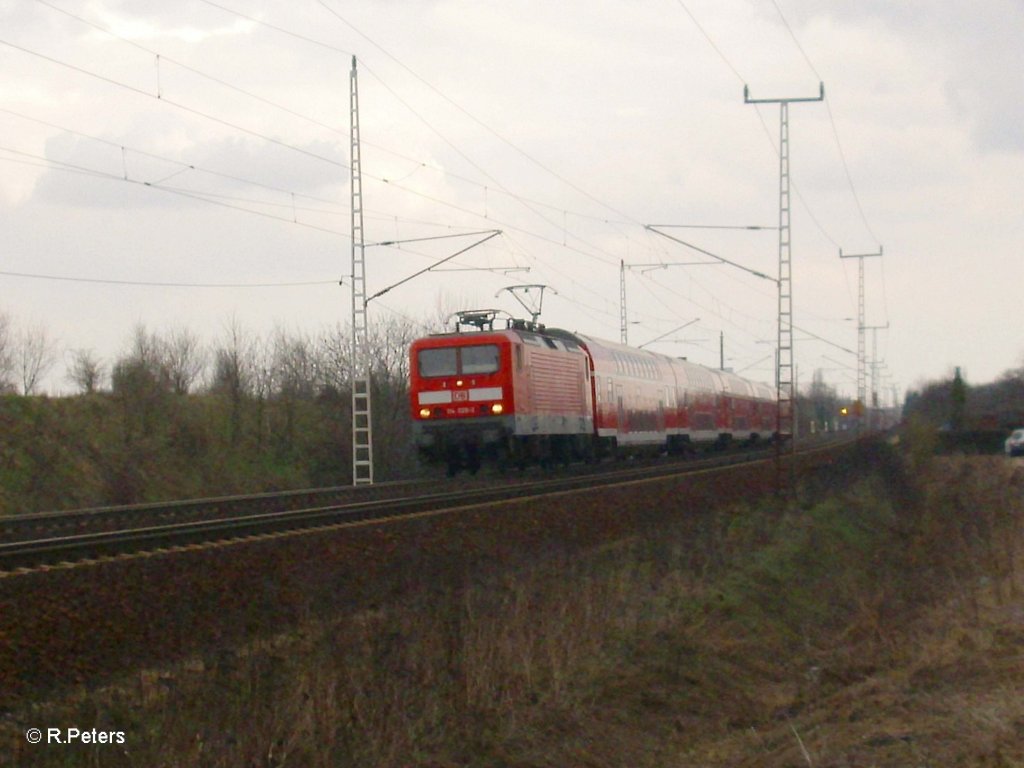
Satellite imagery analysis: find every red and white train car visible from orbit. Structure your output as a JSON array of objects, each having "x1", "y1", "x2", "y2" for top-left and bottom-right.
[{"x1": 409, "y1": 316, "x2": 777, "y2": 474}]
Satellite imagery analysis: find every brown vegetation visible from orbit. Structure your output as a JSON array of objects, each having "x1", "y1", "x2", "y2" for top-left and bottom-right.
[
  {"x1": 3, "y1": 441, "x2": 1022, "y2": 766},
  {"x1": 0, "y1": 317, "x2": 424, "y2": 515}
]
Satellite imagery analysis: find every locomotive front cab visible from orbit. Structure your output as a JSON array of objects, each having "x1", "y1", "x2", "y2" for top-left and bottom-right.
[{"x1": 410, "y1": 332, "x2": 516, "y2": 474}]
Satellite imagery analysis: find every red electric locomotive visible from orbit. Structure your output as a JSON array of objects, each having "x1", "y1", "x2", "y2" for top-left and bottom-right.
[
  {"x1": 409, "y1": 311, "x2": 777, "y2": 475},
  {"x1": 410, "y1": 311, "x2": 594, "y2": 474}
]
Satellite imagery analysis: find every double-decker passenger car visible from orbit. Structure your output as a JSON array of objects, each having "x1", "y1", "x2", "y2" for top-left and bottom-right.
[{"x1": 409, "y1": 313, "x2": 777, "y2": 474}]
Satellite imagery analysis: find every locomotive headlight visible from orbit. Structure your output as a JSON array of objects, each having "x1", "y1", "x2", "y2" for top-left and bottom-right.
[
  {"x1": 419, "y1": 408, "x2": 431, "y2": 418},
  {"x1": 491, "y1": 403, "x2": 504, "y2": 414}
]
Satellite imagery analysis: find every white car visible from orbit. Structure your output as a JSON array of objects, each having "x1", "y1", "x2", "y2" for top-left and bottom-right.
[{"x1": 1005, "y1": 428, "x2": 1024, "y2": 457}]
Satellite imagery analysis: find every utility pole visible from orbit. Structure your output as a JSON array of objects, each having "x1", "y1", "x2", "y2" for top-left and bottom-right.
[
  {"x1": 745, "y1": 82, "x2": 824, "y2": 497},
  {"x1": 864, "y1": 322, "x2": 888, "y2": 408},
  {"x1": 349, "y1": 56, "x2": 373, "y2": 486},
  {"x1": 619, "y1": 260, "x2": 628, "y2": 344},
  {"x1": 838, "y1": 246, "x2": 883, "y2": 426},
  {"x1": 619, "y1": 253, "x2": 724, "y2": 352},
  {"x1": 864, "y1": 321, "x2": 889, "y2": 430}
]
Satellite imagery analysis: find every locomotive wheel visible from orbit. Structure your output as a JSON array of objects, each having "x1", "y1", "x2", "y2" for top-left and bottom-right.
[
  {"x1": 466, "y1": 445, "x2": 481, "y2": 475},
  {"x1": 445, "y1": 445, "x2": 461, "y2": 477}
]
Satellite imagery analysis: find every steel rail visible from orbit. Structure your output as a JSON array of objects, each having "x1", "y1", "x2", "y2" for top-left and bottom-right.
[
  {"x1": 0, "y1": 478, "x2": 442, "y2": 543},
  {"x1": 0, "y1": 445, "x2": 804, "y2": 571}
]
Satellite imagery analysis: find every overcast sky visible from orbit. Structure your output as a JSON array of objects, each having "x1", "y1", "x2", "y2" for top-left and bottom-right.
[{"x1": 2, "y1": 0, "x2": 1022, "y2": 401}]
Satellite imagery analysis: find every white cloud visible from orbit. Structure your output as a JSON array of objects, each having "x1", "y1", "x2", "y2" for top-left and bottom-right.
[{"x1": 0, "y1": 0, "x2": 1021, "y2": 394}]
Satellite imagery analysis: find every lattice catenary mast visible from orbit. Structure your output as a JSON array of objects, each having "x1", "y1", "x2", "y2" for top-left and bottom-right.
[
  {"x1": 744, "y1": 83, "x2": 824, "y2": 494},
  {"x1": 350, "y1": 56, "x2": 373, "y2": 485},
  {"x1": 619, "y1": 260, "x2": 628, "y2": 344},
  {"x1": 838, "y1": 247, "x2": 883, "y2": 421}
]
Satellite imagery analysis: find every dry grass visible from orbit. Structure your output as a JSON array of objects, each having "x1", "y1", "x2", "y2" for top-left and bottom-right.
[{"x1": 5, "y1": 444, "x2": 1024, "y2": 767}]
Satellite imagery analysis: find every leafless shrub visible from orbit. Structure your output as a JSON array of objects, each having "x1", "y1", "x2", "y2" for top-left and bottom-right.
[
  {"x1": 0, "y1": 310, "x2": 14, "y2": 392},
  {"x1": 272, "y1": 326, "x2": 318, "y2": 400},
  {"x1": 163, "y1": 327, "x2": 206, "y2": 395},
  {"x1": 15, "y1": 322, "x2": 56, "y2": 395},
  {"x1": 66, "y1": 348, "x2": 105, "y2": 393}
]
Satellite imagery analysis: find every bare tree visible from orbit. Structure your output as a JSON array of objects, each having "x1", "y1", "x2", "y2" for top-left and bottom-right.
[
  {"x1": 0, "y1": 311, "x2": 14, "y2": 392},
  {"x1": 427, "y1": 291, "x2": 480, "y2": 334},
  {"x1": 317, "y1": 322, "x2": 351, "y2": 395},
  {"x1": 112, "y1": 324, "x2": 169, "y2": 395},
  {"x1": 210, "y1": 318, "x2": 254, "y2": 397},
  {"x1": 16, "y1": 323, "x2": 57, "y2": 395},
  {"x1": 272, "y1": 326, "x2": 319, "y2": 400},
  {"x1": 210, "y1": 317, "x2": 256, "y2": 445},
  {"x1": 368, "y1": 315, "x2": 418, "y2": 387},
  {"x1": 164, "y1": 327, "x2": 206, "y2": 395},
  {"x1": 67, "y1": 348, "x2": 105, "y2": 394}
]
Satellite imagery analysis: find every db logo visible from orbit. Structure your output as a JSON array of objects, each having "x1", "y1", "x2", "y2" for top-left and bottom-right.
[{"x1": 453, "y1": 390, "x2": 469, "y2": 402}]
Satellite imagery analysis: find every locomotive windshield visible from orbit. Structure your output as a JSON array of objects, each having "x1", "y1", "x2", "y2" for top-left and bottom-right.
[
  {"x1": 461, "y1": 345, "x2": 500, "y2": 374},
  {"x1": 418, "y1": 345, "x2": 499, "y2": 378}
]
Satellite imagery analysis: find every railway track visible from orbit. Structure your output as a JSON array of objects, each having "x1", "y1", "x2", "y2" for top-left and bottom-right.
[
  {"x1": 0, "y1": 437, "x2": 850, "y2": 572},
  {"x1": 0, "y1": 478, "x2": 443, "y2": 543}
]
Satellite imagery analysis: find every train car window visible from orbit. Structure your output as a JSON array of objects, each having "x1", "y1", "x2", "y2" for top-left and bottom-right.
[
  {"x1": 418, "y1": 348, "x2": 457, "y2": 377},
  {"x1": 514, "y1": 344, "x2": 523, "y2": 371},
  {"x1": 461, "y1": 345, "x2": 500, "y2": 374}
]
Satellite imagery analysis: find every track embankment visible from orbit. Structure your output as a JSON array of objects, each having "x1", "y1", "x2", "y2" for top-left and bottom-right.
[{"x1": 0, "y1": 443, "x2": 845, "y2": 708}]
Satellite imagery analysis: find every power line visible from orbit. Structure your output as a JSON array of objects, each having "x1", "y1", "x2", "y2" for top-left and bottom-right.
[
  {"x1": 0, "y1": 107, "x2": 344, "y2": 207},
  {"x1": 0, "y1": 145, "x2": 350, "y2": 238},
  {"x1": 767, "y1": 0, "x2": 822, "y2": 80},
  {"x1": 354, "y1": 57, "x2": 611, "y2": 260},
  {"x1": 0, "y1": 37, "x2": 348, "y2": 169},
  {"x1": 9, "y1": 17, "x2": 652, "y2": 273},
  {"x1": 670, "y1": 1, "x2": 878, "y2": 255},
  {"x1": 11, "y1": 2, "x2": 875, "y2": 365},
  {"x1": 3, "y1": 104, "x2": 630, "y2": 251},
  {"x1": 32, "y1": 0, "x2": 668, "y2": 282},
  {"x1": 197, "y1": 0, "x2": 648, "y2": 240},
  {"x1": 39, "y1": 0, "x2": 582, "y2": 226},
  {"x1": 823, "y1": 99, "x2": 882, "y2": 245},
  {"x1": 1, "y1": 143, "x2": 517, "y2": 281},
  {"x1": 0, "y1": 118, "x2": 632, "y2": 281},
  {"x1": 767, "y1": 0, "x2": 883, "y2": 246},
  {"x1": 42, "y1": 0, "x2": 652, "y2": 236},
  {"x1": 0, "y1": 268, "x2": 338, "y2": 289},
  {"x1": 673, "y1": 0, "x2": 745, "y2": 84},
  {"x1": 34, "y1": 0, "x2": 345, "y2": 136},
  {"x1": 312, "y1": 0, "x2": 642, "y2": 227},
  {"x1": 197, "y1": 0, "x2": 353, "y2": 55}
]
